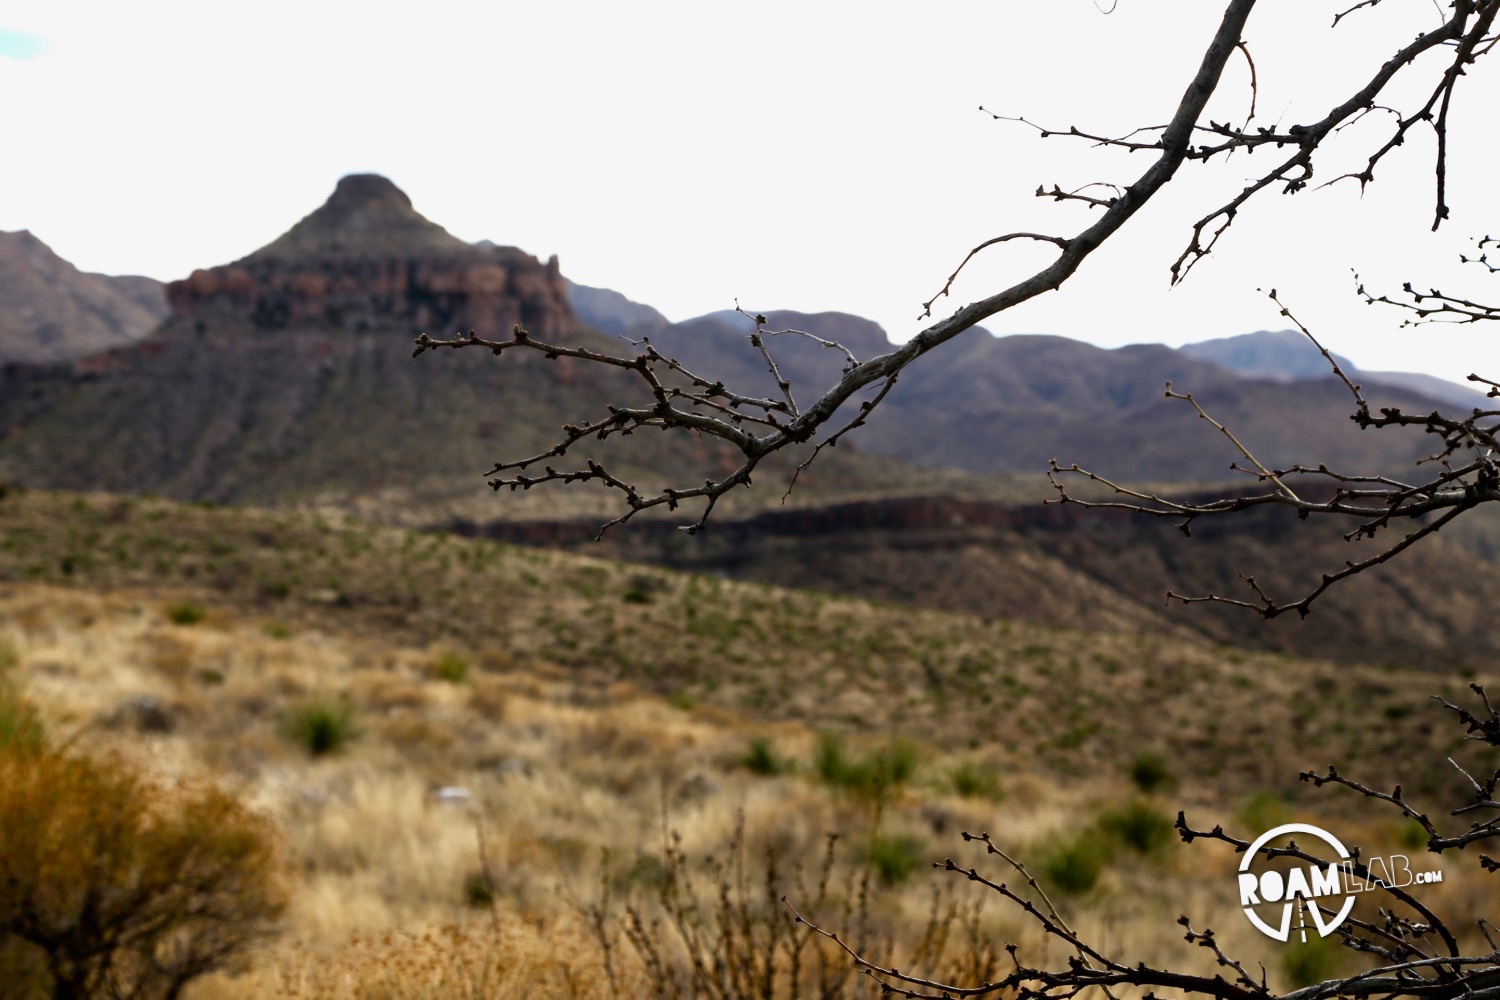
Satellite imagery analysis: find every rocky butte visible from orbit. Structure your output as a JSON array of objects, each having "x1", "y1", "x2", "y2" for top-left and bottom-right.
[{"x1": 166, "y1": 173, "x2": 572, "y2": 338}]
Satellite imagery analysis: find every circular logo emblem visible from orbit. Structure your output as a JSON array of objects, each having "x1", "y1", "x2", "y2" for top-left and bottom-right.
[{"x1": 1238, "y1": 823, "x2": 1356, "y2": 941}]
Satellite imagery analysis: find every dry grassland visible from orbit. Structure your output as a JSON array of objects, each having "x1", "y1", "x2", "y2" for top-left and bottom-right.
[{"x1": 0, "y1": 489, "x2": 1486, "y2": 996}]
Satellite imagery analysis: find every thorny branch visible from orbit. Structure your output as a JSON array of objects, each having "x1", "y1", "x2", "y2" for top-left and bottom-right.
[
  {"x1": 414, "y1": 1, "x2": 1497, "y2": 537},
  {"x1": 1049, "y1": 288, "x2": 1500, "y2": 618},
  {"x1": 784, "y1": 686, "x2": 1500, "y2": 1000}
]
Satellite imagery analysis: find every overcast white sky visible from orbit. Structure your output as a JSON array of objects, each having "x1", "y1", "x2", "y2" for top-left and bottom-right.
[{"x1": 1, "y1": 2, "x2": 1495, "y2": 385}]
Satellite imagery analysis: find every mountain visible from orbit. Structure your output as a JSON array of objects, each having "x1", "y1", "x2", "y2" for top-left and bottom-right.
[
  {"x1": 0, "y1": 175, "x2": 951, "y2": 515},
  {"x1": 563, "y1": 278, "x2": 669, "y2": 335},
  {"x1": 168, "y1": 174, "x2": 574, "y2": 337},
  {"x1": 0, "y1": 230, "x2": 168, "y2": 365},
  {"x1": 0, "y1": 175, "x2": 601, "y2": 506},
  {"x1": 619, "y1": 309, "x2": 1459, "y2": 482},
  {"x1": 1181, "y1": 328, "x2": 1488, "y2": 410},
  {"x1": 1179, "y1": 328, "x2": 1356, "y2": 380}
]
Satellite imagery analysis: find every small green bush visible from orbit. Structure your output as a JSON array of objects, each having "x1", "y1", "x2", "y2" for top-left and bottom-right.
[
  {"x1": 1239, "y1": 789, "x2": 1291, "y2": 834},
  {"x1": 1128, "y1": 751, "x2": 1175, "y2": 793},
  {"x1": 1098, "y1": 800, "x2": 1175, "y2": 855},
  {"x1": 463, "y1": 871, "x2": 497, "y2": 908},
  {"x1": 284, "y1": 698, "x2": 360, "y2": 756},
  {"x1": 742, "y1": 736, "x2": 793, "y2": 776},
  {"x1": 814, "y1": 733, "x2": 923, "y2": 802},
  {"x1": 814, "y1": 731, "x2": 856, "y2": 786},
  {"x1": 1282, "y1": 932, "x2": 1347, "y2": 987},
  {"x1": 1043, "y1": 834, "x2": 1106, "y2": 894},
  {"x1": 947, "y1": 759, "x2": 1002, "y2": 800},
  {"x1": 432, "y1": 651, "x2": 469, "y2": 684},
  {"x1": 867, "y1": 834, "x2": 927, "y2": 885},
  {"x1": 165, "y1": 600, "x2": 207, "y2": 626}
]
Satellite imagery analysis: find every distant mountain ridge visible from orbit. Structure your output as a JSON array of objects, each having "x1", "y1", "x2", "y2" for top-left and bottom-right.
[
  {"x1": 0, "y1": 230, "x2": 168, "y2": 365},
  {"x1": 1181, "y1": 328, "x2": 1487, "y2": 409},
  {"x1": 584, "y1": 304, "x2": 1464, "y2": 481},
  {"x1": 0, "y1": 178, "x2": 1482, "y2": 508}
]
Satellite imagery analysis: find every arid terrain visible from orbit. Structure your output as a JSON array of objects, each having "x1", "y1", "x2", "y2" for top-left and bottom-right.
[{"x1": 0, "y1": 487, "x2": 1486, "y2": 996}]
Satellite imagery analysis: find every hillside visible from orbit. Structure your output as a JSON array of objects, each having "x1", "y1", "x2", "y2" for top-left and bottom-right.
[
  {"x1": 0, "y1": 488, "x2": 1479, "y2": 995},
  {"x1": 0, "y1": 229, "x2": 168, "y2": 365},
  {"x1": 449, "y1": 490, "x2": 1500, "y2": 671}
]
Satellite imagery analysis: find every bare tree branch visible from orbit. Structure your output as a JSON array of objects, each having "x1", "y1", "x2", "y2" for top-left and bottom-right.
[
  {"x1": 416, "y1": 1, "x2": 1497, "y2": 538},
  {"x1": 785, "y1": 687, "x2": 1500, "y2": 1000},
  {"x1": 1049, "y1": 285, "x2": 1500, "y2": 617}
]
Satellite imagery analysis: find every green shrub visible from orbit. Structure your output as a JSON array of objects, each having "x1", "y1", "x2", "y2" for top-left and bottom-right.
[
  {"x1": 742, "y1": 735, "x2": 793, "y2": 776},
  {"x1": 1128, "y1": 751, "x2": 1175, "y2": 793},
  {"x1": 814, "y1": 733, "x2": 923, "y2": 802},
  {"x1": 1396, "y1": 819, "x2": 1430, "y2": 851},
  {"x1": 947, "y1": 759, "x2": 1003, "y2": 799},
  {"x1": 867, "y1": 834, "x2": 927, "y2": 885},
  {"x1": 1282, "y1": 932, "x2": 1347, "y2": 987},
  {"x1": 284, "y1": 698, "x2": 360, "y2": 756},
  {"x1": 876, "y1": 739, "x2": 923, "y2": 790},
  {"x1": 1239, "y1": 789, "x2": 1291, "y2": 834},
  {"x1": 814, "y1": 730, "x2": 856, "y2": 786},
  {"x1": 1098, "y1": 800, "x2": 1175, "y2": 855},
  {"x1": 1043, "y1": 834, "x2": 1106, "y2": 894},
  {"x1": 432, "y1": 651, "x2": 469, "y2": 684},
  {"x1": 165, "y1": 600, "x2": 207, "y2": 626},
  {"x1": 463, "y1": 871, "x2": 497, "y2": 908}
]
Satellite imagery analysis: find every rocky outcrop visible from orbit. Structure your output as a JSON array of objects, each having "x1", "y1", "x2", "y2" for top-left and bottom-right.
[{"x1": 166, "y1": 175, "x2": 573, "y2": 338}]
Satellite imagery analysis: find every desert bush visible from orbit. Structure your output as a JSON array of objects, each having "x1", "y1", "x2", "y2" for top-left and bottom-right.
[
  {"x1": 1282, "y1": 932, "x2": 1350, "y2": 989},
  {"x1": 164, "y1": 599, "x2": 208, "y2": 625},
  {"x1": 1127, "y1": 751, "x2": 1175, "y2": 794},
  {"x1": 1042, "y1": 833, "x2": 1107, "y2": 895},
  {"x1": 433, "y1": 650, "x2": 470, "y2": 684},
  {"x1": 866, "y1": 834, "x2": 927, "y2": 886},
  {"x1": 814, "y1": 732, "x2": 922, "y2": 803},
  {"x1": 1097, "y1": 799, "x2": 1175, "y2": 856},
  {"x1": 741, "y1": 735, "x2": 793, "y2": 776},
  {"x1": 0, "y1": 693, "x2": 285, "y2": 998},
  {"x1": 283, "y1": 697, "x2": 360, "y2": 756},
  {"x1": 946, "y1": 759, "x2": 1002, "y2": 800}
]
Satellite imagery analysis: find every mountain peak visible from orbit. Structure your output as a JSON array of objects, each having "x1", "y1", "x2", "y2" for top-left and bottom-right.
[
  {"x1": 243, "y1": 173, "x2": 473, "y2": 263},
  {"x1": 168, "y1": 174, "x2": 573, "y2": 336}
]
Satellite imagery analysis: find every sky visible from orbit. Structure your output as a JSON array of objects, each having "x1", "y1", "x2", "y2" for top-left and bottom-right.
[{"x1": 1, "y1": 1, "x2": 1495, "y2": 386}]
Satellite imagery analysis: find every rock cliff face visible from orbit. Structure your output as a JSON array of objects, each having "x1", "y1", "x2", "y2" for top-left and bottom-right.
[{"x1": 166, "y1": 174, "x2": 572, "y2": 338}]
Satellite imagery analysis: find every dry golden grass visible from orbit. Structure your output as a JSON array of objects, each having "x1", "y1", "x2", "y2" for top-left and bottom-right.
[{"x1": 0, "y1": 489, "x2": 1488, "y2": 997}]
